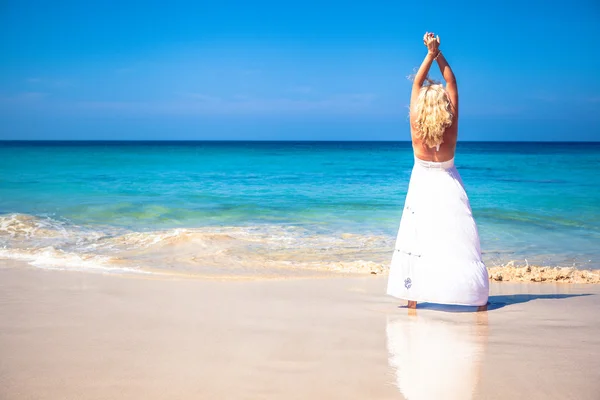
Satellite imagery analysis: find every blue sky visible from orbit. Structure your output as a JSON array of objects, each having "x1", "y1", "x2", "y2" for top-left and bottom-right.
[{"x1": 1, "y1": 0, "x2": 599, "y2": 141}]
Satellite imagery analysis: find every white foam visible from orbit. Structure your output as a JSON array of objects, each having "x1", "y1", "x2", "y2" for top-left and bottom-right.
[
  {"x1": 112, "y1": 229, "x2": 190, "y2": 248},
  {"x1": 0, "y1": 247, "x2": 150, "y2": 275},
  {"x1": 0, "y1": 213, "x2": 395, "y2": 276},
  {"x1": 0, "y1": 213, "x2": 67, "y2": 238}
]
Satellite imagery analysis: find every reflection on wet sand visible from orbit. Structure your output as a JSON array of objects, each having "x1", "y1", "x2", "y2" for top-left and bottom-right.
[{"x1": 386, "y1": 310, "x2": 488, "y2": 400}]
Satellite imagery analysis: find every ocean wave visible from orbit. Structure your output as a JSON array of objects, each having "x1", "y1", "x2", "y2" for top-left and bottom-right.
[
  {"x1": 0, "y1": 213, "x2": 69, "y2": 239},
  {"x1": 0, "y1": 213, "x2": 393, "y2": 276},
  {"x1": 1, "y1": 213, "x2": 598, "y2": 281},
  {"x1": 0, "y1": 213, "x2": 111, "y2": 250}
]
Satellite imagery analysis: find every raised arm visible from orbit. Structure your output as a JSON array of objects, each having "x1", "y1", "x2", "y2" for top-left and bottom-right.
[
  {"x1": 411, "y1": 54, "x2": 436, "y2": 103},
  {"x1": 435, "y1": 51, "x2": 458, "y2": 114},
  {"x1": 411, "y1": 33, "x2": 440, "y2": 105}
]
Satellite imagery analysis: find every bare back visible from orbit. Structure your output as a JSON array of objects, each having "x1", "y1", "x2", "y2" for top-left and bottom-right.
[{"x1": 410, "y1": 105, "x2": 458, "y2": 162}]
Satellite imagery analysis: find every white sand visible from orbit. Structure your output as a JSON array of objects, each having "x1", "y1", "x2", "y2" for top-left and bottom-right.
[{"x1": 1, "y1": 263, "x2": 599, "y2": 399}]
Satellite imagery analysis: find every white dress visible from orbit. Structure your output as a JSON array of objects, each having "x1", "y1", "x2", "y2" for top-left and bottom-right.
[{"x1": 387, "y1": 154, "x2": 489, "y2": 306}]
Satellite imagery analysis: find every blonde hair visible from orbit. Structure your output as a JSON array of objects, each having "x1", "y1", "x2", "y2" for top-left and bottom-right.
[{"x1": 411, "y1": 79, "x2": 454, "y2": 148}]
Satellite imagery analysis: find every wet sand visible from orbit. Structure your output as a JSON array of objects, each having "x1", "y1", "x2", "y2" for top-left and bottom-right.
[{"x1": 1, "y1": 263, "x2": 599, "y2": 399}]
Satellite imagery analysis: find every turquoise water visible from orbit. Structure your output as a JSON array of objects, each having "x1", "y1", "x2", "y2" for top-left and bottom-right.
[{"x1": 0, "y1": 141, "x2": 599, "y2": 273}]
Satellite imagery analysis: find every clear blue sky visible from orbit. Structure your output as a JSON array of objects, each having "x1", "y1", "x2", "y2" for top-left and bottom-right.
[{"x1": 1, "y1": 0, "x2": 599, "y2": 141}]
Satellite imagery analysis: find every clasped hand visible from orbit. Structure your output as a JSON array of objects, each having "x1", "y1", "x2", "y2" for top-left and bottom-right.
[{"x1": 423, "y1": 32, "x2": 440, "y2": 56}]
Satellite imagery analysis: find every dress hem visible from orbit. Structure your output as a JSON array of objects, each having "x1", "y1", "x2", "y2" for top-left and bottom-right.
[{"x1": 386, "y1": 293, "x2": 489, "y2": 307}]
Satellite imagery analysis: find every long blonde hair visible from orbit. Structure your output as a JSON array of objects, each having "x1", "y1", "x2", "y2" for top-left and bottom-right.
[{"x1": 411, "y1": 79, "x2": 454, "y2": 148}]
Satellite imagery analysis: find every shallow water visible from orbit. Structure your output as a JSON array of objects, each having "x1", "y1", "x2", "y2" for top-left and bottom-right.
[{"x1": 1, "y1": 141, "x2": 598, "y2": 275}]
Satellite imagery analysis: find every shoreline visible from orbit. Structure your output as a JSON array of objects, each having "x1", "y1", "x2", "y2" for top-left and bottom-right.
[
  {"x1": 1, "y1": 213, "x2": 598, "y2": 279},
  {"x1": 2, "y1": 258, "x2": 600, "y2": 284}
]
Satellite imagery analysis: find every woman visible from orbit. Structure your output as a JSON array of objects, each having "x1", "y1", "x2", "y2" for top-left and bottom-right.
[{"x1": 387, "y1": 33, "x2": 489, "y2": 310}]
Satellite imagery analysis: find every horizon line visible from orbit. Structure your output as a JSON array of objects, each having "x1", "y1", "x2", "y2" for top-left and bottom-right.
[{"x1": 1, "y1": 139, "x2": 600, "y2": 144}]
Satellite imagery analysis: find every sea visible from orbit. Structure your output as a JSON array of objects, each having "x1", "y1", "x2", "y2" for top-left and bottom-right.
[{"x1": 1, "y1": 141, "x2": 598, "y2": 277}]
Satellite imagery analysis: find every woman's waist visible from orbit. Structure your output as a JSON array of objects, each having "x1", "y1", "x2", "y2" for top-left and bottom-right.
[{"x1": 413, "y1": 156, "x2": 455, "y2": 170}]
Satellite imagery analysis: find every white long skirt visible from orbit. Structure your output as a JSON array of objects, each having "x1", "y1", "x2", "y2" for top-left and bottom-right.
[{"x1": 387, "y1": 157, "x2": 489, "y2": 306}]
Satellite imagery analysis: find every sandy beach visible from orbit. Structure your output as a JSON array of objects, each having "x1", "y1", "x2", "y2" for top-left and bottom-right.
[{"x1": 1, "y1": 262, "x2": 599, "y2": 400}]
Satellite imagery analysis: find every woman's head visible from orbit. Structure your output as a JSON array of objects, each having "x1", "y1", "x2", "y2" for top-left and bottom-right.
[{"x1": 412, "y1": 79, "x2": 454, "y2": 148}]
